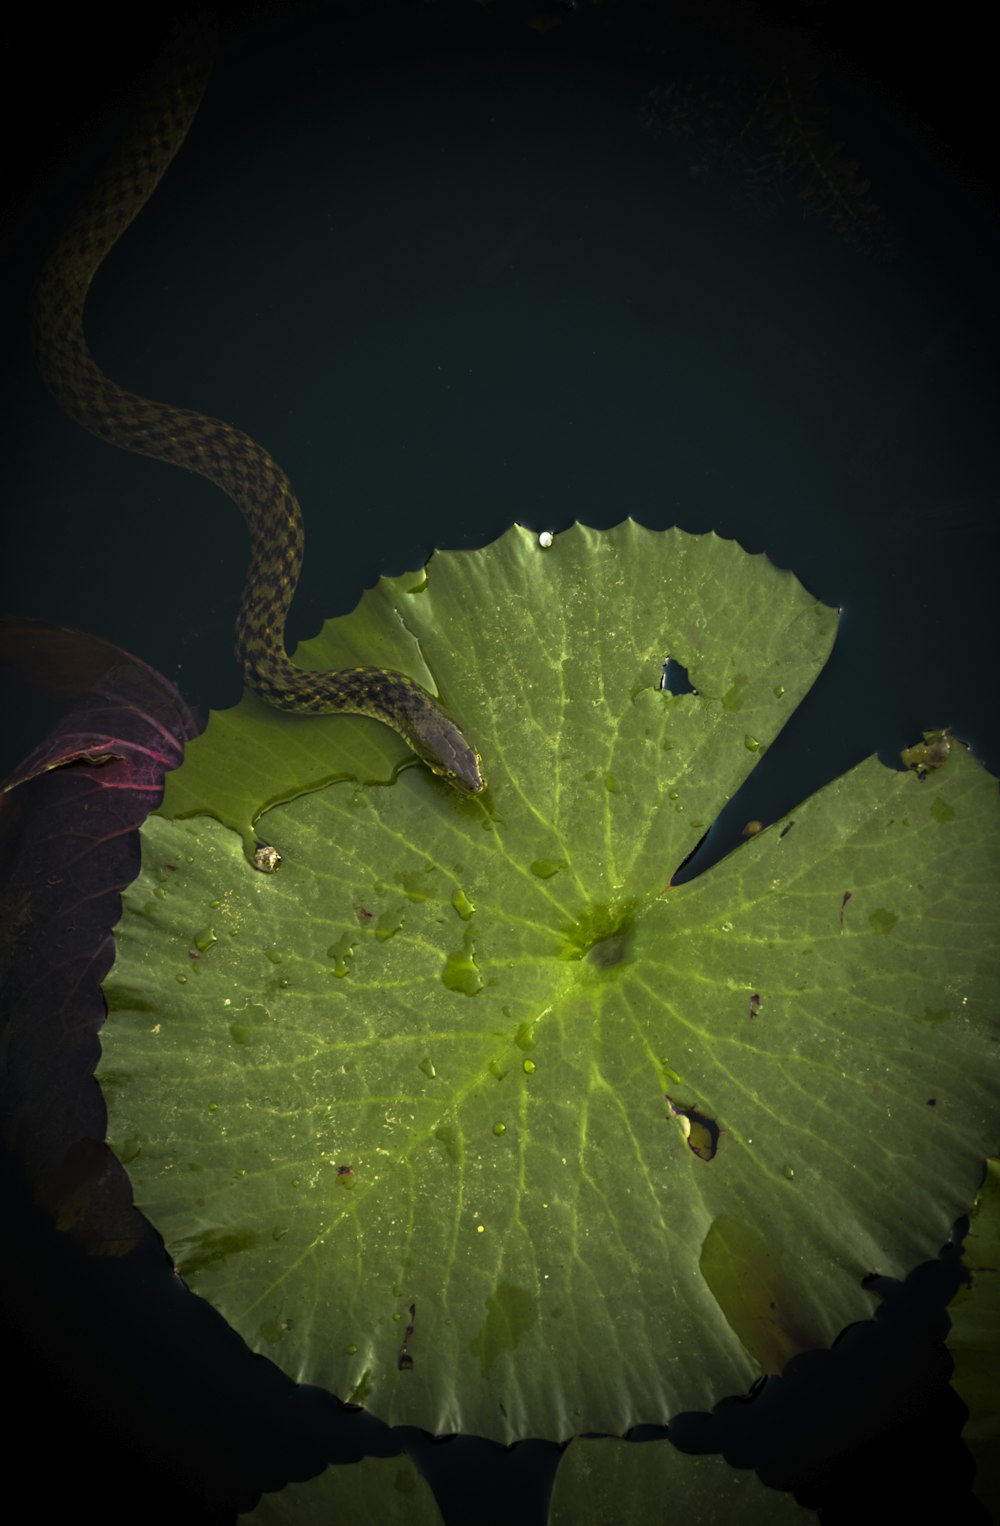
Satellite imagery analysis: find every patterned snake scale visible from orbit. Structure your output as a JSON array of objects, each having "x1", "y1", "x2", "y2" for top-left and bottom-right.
[{"x1": 32, "y1": 16, "x2": 485, "y2": 795}]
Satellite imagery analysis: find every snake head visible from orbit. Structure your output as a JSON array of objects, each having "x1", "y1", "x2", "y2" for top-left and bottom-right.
[
  {"x1": 426, "y1": 732, "x2": 486, "y2": 796},
  {"x1": 435, "y1": 751, "x2": 487, "y2": 795},
  {"x1": 405, "y1": 700, "x2": 486, "y2": 795}
]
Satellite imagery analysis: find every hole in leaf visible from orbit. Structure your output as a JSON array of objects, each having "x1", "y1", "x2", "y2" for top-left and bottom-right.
[{"x1": 660, "y1": 657, "x2": 698, "y2": 695}]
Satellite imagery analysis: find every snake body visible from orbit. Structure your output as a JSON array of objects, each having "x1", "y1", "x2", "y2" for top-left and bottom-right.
[{"x1": 32, "y1": 19, "x2": 485, "y2": 795}]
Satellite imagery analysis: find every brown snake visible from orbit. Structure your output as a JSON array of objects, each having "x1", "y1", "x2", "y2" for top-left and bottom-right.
[{"x1": 32, "y1": 17, "x2": 485, "y2": 795}]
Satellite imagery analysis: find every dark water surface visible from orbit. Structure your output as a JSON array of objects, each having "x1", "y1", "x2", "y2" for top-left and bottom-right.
[{"x1": 1, "y1": 2, "x2": 997, "y2": 1522}]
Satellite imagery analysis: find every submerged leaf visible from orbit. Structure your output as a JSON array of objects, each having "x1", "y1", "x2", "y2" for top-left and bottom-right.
[
  {"x1": 550, "y1": 1436, "x2": 813, "y2": 1524},
  {"x1": 240, "y1": 1454, "x2": 444, "y2": 1525},
  {"x1": 99, "y1": 523, "x2": 1000, "y2": 1441},
  {"x1": 0, "y1": 625, "x2": 198, "y2": 1250},
  {"x1": 948, "y1": 1158, "x2": 1000, "y2": 1520}
]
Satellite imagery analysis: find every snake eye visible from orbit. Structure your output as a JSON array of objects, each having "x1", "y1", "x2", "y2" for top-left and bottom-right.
[{"x1": 435, "y1": 766, "x2": 474, "y2": 794}]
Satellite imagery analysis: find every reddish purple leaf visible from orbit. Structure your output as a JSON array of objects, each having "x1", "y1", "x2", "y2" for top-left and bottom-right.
[{"x1": 0, "y1": 620, "x2": 201, "y2": 1254}]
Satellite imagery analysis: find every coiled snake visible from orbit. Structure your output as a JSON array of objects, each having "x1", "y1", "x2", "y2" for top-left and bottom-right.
[{"x1": 32, "y1": 17, "x2": 485, "y2": 796}]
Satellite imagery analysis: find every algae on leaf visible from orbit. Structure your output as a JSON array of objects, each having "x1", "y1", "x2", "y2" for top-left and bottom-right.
[{"x1": 100, "y1": 523, "x2": 1000, "y2": 1443}]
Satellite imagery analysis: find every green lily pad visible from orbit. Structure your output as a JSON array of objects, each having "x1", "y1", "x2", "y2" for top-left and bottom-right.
[
  {"x1": 100, "y1": 522, "x2": 1000, "y2": 1443},
  {"x1": 239, "y1": 1454, "x2": 444, "y2": 1524},
  {"x1": 550, "y1": 1437, "x2": 815, "y2": 1524}
]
